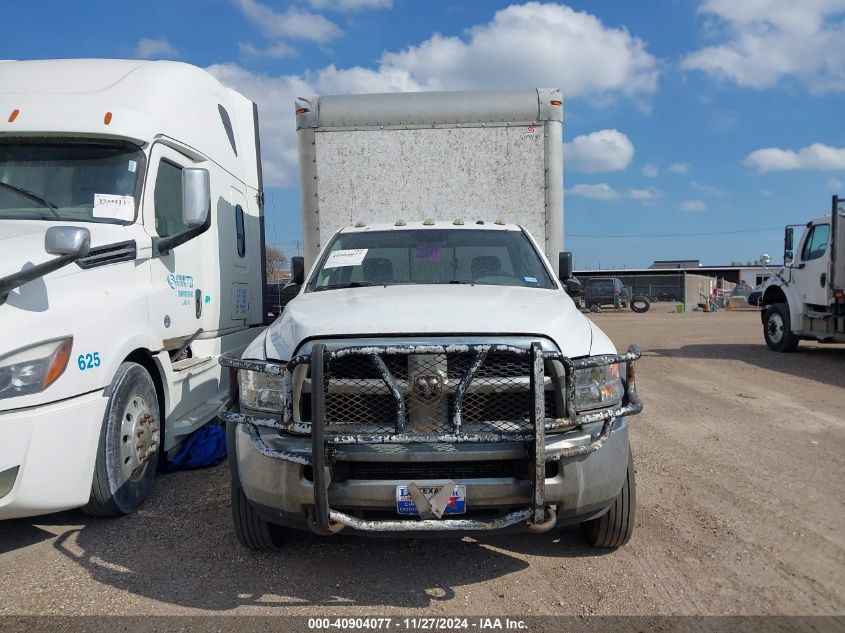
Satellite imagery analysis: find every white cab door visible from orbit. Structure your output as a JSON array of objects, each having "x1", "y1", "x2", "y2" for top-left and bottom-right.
[{"x1": 793, "y1": 222, "x2": 831, "y2": 308}]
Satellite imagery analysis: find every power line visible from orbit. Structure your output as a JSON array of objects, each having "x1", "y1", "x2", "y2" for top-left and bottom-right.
[{"x1": 566, "y1": 227, "x2": 783, "y2": 239}]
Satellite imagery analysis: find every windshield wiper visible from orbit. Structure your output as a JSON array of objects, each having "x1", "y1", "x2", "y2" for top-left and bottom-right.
[
  {"x1": 314, "y1": 281, "x2": 376, "y2": 291},
  {"x1": 448, "y1": 279, "x2": 475, "y2": 285},
  {"x1": 0, "y1": 180, "x2": 62, "y2": 219}
]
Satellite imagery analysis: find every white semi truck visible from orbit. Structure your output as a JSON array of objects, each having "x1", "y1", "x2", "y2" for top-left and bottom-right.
[
  {"x1": 222, "y1": 90, "x2": 643, "y2": 550},
  {"x1": 760, "y1": 195, "x2": 845, "y2": 351},
  {"x1": 0, "y1": 60, "x2": 266, "y2": 519}
]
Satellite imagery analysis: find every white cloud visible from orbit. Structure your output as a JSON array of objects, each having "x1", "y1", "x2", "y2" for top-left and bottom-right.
[
  {"x1": 212, "y1": 3, "x2": 661, "y2": 186},
  {"x1": 641, "y1": 163, "x2": 658, "y2": 177},
  {"x1": 378, "y1": 3, "x2": 659, "y2": 97},
  {"x1": 234, "y1": 0, "x2": 342, "y2": 43},
  {"x1": 669, "y1": 162, "x2": 690, "y2": 173},
  {"x1": 692, "y1": 181, "x2": 730, "y2": 197},
  {"x1": 568, "y1": 183, "x2": 660, "y2": 203},
  {"x1": 678, "y1": 199, "x2": 707, "y2": 212},
  {"x1": 239, "y1": 41, "x2": 295, "y2": 59},
  {"x1": 133, "y1": 37, "x2": 178, "y2": 59},
  {"x1": 681, "y1": 0, "x2": 845, "y2": 93},
  {"x1": 568, "y1": 183, "x2": 620, "y2": 200},
  {"x1": 761, "y1": 189, "x2": 773, "y2": 198},
  {"x1": 743, "y1": 143, "x2": 845, "y2": 172},
  {"x1": 564, "y1": 130, "x2": 634, "y2": 173},
  {"x1": 309, "y1": 0, "x2": 392, "y2": 10}
]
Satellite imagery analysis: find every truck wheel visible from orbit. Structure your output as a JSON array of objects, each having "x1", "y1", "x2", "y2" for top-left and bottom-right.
[
  {"x1": 232, "y1": 483, "x2": 290, "y2": 550},
  {"x1": 226, "y1": 416, "x2": 289, "y2": 550},
  {"x1": 83, "y1": 363, "x2": 160, "y2": 517},
  {"x1": 581, "y1": 450, "x2": 636, "y2": 548},
  {"x1": 763, "y1": 303, "x2": 799, "y2": 352}
]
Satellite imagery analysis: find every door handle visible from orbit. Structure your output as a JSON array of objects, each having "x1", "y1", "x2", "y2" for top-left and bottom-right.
[
  {"x1": 820, "y1": 273, "x2": 826, "y2": 288},
  {"x1": 195, "y1": 288, "x2": 202, "y2": 318}
]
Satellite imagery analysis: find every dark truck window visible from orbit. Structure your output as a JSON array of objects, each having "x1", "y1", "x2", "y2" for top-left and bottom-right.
[
  {"x1": 153, "y1": 160, "x2": 185, "y2": 237},
  {"x1": 0, "y1": 140, "x2": 144, "y2": 224},
  {"x1": 235, "y1": 204, "x2": 246, "y2": 257},
  {"x1": 801, "y1": 223, "x2": 829, "y2": 262},
  {"x1": 309, "y1": 228, "x2": 555, "y2": 291}
]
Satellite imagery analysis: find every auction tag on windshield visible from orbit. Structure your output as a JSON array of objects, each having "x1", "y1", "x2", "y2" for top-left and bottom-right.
[
  {"x1": 93, "y1": 194, "x2": 135, "y2": 221},
  {"x1": 323, "y1": 248, "x2": 368, "y2": 269}
]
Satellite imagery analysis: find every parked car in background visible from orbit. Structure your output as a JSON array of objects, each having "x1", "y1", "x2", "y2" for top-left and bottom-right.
[
  {"x1": 265, "y1": 282, "x2": 300, "y2": 319},
  {"x1": 746, "y1": 284, "x2": 763, "y2": 307},
  {"x1": 584, "y1": 277, "x2": 629, "y2": 309}
]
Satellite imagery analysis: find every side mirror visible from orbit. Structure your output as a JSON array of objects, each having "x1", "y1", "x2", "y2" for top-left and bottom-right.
[
  {"x1": 784, "y1": 226, "x2": 793, "y2": 252},
  {"x1": 182, "y1": 168, "x2": 210, "y2": 227},
  {"x1": 45, "y1": 226, "x2": 90, "y2": 258},
  {"x1": 291, "y1": 256, "x2": 305, "y2": 285},
  {"x1": 557, "y1": 252, "x2": 580, "y2": 296},
  {"x1": 558, "y1": 252, "x2": 573, "y2": 280},
  {"x1": 785, "y1": 250, "x2": 793, "y2": 264}
]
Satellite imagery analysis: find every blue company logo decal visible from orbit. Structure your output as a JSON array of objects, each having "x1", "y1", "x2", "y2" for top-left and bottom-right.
[{"x1": 167, "y1": 274, "x2": 177, "y2": 289}]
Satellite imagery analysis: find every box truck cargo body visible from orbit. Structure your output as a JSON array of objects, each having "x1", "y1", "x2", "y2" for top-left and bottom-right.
[
  {"x1": 0, "y1": 59, "x2": 265, "y2": 519},
  {"x1": 295, "y1": 89, "x2": 564, "y2": 273}
]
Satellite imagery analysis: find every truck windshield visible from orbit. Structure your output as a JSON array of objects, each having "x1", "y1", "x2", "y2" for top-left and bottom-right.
[
  {"x1": 0, "y1": 140, "x2": 144, "y2": 224},
  {"x1": 310, "y1": 228, "x2": 556, "y2": 291}
]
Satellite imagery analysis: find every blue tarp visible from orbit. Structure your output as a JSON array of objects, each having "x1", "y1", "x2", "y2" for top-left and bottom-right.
[{"x1": 165, "y1": 424, "x2": 227, "y2": 471}]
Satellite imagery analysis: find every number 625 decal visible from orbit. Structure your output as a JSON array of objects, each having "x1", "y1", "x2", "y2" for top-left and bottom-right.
[{"x1": 77, "y1": 352, "x2": 101, "y2": 370}]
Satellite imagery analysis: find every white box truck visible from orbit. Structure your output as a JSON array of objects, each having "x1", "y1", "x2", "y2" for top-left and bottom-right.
[
  {"x1": 222, "y1": 89, "x2": 643, "y2": 551},
  {"x1": 760, "y1": 195, "x2": 845, "y2": 350},
  {"x1": 0, "y1": 60, "x2": 266, "y2": 519},
  {"x1": 295, "y1": 89, "x2": 563, "y2": 272}
]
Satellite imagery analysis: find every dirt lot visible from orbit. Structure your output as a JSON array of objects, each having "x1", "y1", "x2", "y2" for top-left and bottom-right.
[{"x1": 1, "y1": 309, "x2": 843, "y2": 617}]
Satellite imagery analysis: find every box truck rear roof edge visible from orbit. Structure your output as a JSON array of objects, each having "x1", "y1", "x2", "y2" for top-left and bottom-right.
[{"x1": 296, "y1": 88, "x2": 563, "y2": 129}]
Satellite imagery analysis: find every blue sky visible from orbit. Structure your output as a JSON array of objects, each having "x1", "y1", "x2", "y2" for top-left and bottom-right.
[{"x1": 5, "y1": 0, "x2": 845, "y2": 268}]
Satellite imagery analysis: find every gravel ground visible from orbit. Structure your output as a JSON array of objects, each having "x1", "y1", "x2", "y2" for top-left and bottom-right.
[{"x1": 1, "y1": 309, "x2": 843, "y2": 616}]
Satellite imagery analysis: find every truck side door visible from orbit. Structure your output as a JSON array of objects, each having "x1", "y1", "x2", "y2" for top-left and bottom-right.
[{"x1": 794, "y1": 222, "x2": 831, "y2": 308}]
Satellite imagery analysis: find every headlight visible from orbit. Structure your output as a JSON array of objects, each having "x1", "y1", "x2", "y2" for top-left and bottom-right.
[
  {"x1": 573, "y1": 362, "x2": 623, "y2": 412},
  {"x1": 239, "y1": 369, "x2": 285, "y2": 412},
  {"x1": 0, "y1": 337, "x2": 73, "y2": 400}
]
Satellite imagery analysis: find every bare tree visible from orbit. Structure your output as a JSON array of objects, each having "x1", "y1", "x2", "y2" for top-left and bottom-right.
[{"x1": 265, "y1": 246, "x2": 289, "y2": 282}]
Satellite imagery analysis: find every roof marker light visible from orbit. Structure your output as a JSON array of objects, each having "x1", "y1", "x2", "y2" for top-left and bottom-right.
[
  {"x1": 422, "y1": 219, "x2": 435, "y2": 226},
  {"x1": 395, "y1": 219, "x2": 406, "y2": 226},
  {"x1": 453, "y1": 218, "x2": 464, "y2": 225},
  {"x1": 494, "y1": 218, "x2": 506, "y2": 225},
  {"x1": 8, "y1": 109, "x2": 19, "y2": 123},
  {"x1": 550, "y1": 100, "x2": 562, "y2": 106},
  {"x1": 354, "y1": 221, "x2": 366, "y2": 228},
  {"x1": 296, "y1": 108, "x2": 309, "y2": 115},
  {"x1": 103, "y1": 112, "x2": 113, "y2": 125}
]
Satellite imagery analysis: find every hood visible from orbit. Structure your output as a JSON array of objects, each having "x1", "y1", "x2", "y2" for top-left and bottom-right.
[{"x1": 256, "y1": 284, "x2": 606, "y2": 360}]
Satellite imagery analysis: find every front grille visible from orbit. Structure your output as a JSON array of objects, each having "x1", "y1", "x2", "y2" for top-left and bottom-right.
[
  {"x1": 333, "y1": 460, "x2": 522, "y2": 481},
  {"x1": 316, "y1": 349, "x2": 560, "y2": 436}
]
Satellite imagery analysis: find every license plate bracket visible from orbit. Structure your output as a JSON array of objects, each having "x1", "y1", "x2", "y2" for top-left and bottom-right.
[{"x1": 396, "y1": 484, "x2": 466, "y2": 516}]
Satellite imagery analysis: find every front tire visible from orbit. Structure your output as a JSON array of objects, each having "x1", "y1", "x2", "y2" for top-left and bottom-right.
[
  {"x1": 83, "y1": 363, "x2": 160, "y2": 517},
  {"x1": 581, "y1": 450, "x2": 636, "y2": 548},
  {"x1": 763, "y1": 303, "x2": 799, "y2": 352},
  {"x1": 231, "y1": 483, "x2": 290, "y2": 550}
]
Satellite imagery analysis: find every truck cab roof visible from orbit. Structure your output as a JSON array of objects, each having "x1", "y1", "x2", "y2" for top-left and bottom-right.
[{"x1": 338, "y1": 220, "x2": 524, "y2": 233}]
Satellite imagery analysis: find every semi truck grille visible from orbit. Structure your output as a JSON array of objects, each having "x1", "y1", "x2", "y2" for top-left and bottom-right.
[{"x1": 318, "y1": 350, "x2": 559, "y2": 436}]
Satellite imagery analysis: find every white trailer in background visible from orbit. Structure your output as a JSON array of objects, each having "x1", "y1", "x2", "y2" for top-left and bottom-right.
[
  {"x1": 0, "y1": 60, "x2": 266, "y2": 519},
  {"x1": 294, "y1": 89, "x2": 564, "y2": 273},
  {"x1": 760, "y1": 195, "x2": 845, "y2": 351}
]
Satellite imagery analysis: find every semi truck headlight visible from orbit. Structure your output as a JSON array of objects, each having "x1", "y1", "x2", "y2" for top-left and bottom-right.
[
  {"x1": 573, "y1": 363, "x2": 623, "y2": 412},
  {"x1": 239, "y1": 369, "x2": 285, "y2": 412},
  {"x1": 0, "y1": 337, "x2": 73, "y2": 400}
]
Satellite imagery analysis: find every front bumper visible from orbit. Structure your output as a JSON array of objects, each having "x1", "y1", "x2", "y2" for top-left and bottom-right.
[
  {"x1": 221, "y1": 343, "x2": 642, "y2": 534},
  {"x1": 0, "y1": 389, "x2": 107, "y2": 520}
]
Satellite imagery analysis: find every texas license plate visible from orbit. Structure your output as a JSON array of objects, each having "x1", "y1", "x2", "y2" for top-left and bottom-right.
[{"x1": 396, "y1": 485, "x2": 466, "y2": 515}]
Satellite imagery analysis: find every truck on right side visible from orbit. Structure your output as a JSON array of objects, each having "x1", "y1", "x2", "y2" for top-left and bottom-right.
[{"x1": 760, "y1": 195, "x2": 845, "y2": 351}]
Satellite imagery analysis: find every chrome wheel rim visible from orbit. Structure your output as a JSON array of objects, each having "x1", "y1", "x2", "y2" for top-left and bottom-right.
[
  {"x1": 119, "y1": 394, "x2": 159, "y2": 481},
  {"x1": 767, "y1": 313, "x2": 784, "y2": 344}
]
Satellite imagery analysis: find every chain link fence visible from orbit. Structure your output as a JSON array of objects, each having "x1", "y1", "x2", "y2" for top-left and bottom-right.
[{"x1": 573, "y1": 273, "x2": 737, "y2": 312}]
